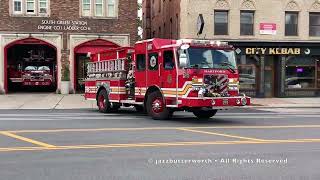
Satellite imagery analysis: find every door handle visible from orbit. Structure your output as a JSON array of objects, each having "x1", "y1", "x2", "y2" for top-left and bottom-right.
[{"x1": 158, "y1": 63, "x2": 162, "y2": 77}]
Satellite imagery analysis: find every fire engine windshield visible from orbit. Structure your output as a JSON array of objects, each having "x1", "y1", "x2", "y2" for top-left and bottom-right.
[
  {"x1": 24, "y1": 66, "x2": 50, "y2": 71},
  {"x1": 184, "y1": 47, "x2": 237, "y2": 69}
]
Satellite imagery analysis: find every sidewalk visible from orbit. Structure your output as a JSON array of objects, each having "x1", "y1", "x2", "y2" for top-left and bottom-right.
[
  {"x1": 0, "y1": 93, "x2": 319, "y2": 109},
  {"x1": 0, "y1": 93, "x2": 96, "y2": 109},
  {"x1": 251, "y1": 98, "x2": 320, "y2": 108}
]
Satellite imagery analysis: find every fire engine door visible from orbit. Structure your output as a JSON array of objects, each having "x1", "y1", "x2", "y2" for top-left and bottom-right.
[
  {"x1": 161, "y1": 50, "x2": 177, "y2": 90},
  {"x1": 135, "y1": 54, "x2": 147, "y2": 95},
  {"x1": 146, "y1": 52, "x2": 161, "y2": 87}
]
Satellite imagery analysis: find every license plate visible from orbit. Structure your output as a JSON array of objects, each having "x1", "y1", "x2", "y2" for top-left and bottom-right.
[{"x1": 223, "y1": 99, "x2": 229, "y2": 105}]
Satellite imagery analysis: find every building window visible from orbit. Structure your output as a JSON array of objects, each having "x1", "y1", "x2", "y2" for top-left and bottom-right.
[
  {"x1": 214, "y1": 11, "x2": 228, "y2": 35},
  {"x1": 176, "y1": 14, "x2": 179, "y2": 38},
  {"x1": 310, "y1": 13, "x2": 320, "y2": 36},
  {"x1": 107, "y1": 0, "x2": 115, "y2": 17},
  {"x1": 240, "y1": 11, "x2": 254, "y2": 36},
  {"x1": 13, "y1": 0, "x2": 22, "y2": 14},
  {"x1": 39, "y1": 0, "x2": 48, "y2": 14},
  {"x1": 26, "y1": 0, "x2": 35, "y2": 14},
  {"x1": 170, "y1": 18, "x2": 173, "y2": 39},
  {"x1": 82, "y1": 0, "x2": 91, "y2": 16},
  {"x1": 285, "y1": 12, "x2": 298, "y2": 36},
  {"x1": 95, "y1": 0, "x2": 103, "y2": 16},
  {"x1": 286, "y1": 56, "x2": 316, "y2": 89},
  {"x1": 81, "y1": 0, "x2": 117, "y2": 18},
  {"x1": 12, "y1": 0, "x2": 49, "y2": 16},
  {"x1": 163, "y1": 23, "x2": 166, "y2": 38}
]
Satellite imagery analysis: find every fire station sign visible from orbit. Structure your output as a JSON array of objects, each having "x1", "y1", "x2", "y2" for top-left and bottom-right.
[{"x1": 37, "y1": 20, "x2": 91, "y2": 31}]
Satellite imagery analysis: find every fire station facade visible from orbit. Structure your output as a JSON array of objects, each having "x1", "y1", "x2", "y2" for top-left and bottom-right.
[
  {"x1": 0, "y1": 0, "x2": 137, "y2": 94},
  {"x1": 143, "y1": 0, "x2": 320, "y2": 97}
]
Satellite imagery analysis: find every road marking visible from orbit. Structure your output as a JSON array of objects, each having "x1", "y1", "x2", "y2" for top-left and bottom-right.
[
  {"x1": 0, "y1": 131, "x2": 56, "y2": 148},
  {"x1": 177, "y1": 128, "x2": 265, "y2": 141},
  {"x1": 1, "y1": 139, "x2": 320, "y2": 152},
  {"x1": 7, "y1": 125, "x2": 320, "y2": 133}
]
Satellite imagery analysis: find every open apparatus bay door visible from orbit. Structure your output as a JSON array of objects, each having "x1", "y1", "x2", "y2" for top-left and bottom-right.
[
  {"x1": 85, "y1": 39, "x2": 251, "y2": 120},
  {"x1": 5, "y1": 38, "x2": 57, "y2": 92}
]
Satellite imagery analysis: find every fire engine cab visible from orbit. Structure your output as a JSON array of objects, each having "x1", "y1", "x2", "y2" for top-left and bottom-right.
[{"x1": 85, "y1": 38, "x2": 251, "y2": 120}]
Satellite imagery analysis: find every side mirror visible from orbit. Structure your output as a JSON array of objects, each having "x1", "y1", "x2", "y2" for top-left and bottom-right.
[{"x1": 179, "y1": 53, "x2": 188, "y2": 68}]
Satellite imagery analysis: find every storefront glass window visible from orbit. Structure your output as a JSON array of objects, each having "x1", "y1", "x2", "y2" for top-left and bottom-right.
[
  {"x1": 285, "y1": 56, "x2": 316, "y2": 89},
  {"x1": 237, "y1": 56, "x2": 257, "y2": 90},
  {"x1": 238, "y1": 66, "x2": 256, "y2": 89}
]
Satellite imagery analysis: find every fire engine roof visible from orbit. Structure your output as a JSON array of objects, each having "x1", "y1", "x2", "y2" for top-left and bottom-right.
[
  {"x1": 136, "y1": 38, "x2": 233, "y2": 50},
  {"x1": 136, "y1": 38, "x2": 177, "y2": 49}
]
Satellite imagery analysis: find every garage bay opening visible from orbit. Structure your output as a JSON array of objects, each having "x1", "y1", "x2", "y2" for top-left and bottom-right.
[{"x1": 6, "y1": 38, "x2": 57, "y2": 93}]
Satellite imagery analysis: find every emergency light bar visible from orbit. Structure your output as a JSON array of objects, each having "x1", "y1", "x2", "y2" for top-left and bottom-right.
[{"x1": 177, "y1": 39, "x2": 228, "y2": 46}]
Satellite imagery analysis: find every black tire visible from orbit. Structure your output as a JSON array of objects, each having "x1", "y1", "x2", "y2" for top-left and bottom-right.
[
  {"x1": 193, "y1": 109, "x2": 218, "y2": 119},
  {"x1": 97, "y1": 89, "x2": 119, "y2": 113},
  {"x1": 146, "y1": 91, "x2": 170, "y2": 120}
]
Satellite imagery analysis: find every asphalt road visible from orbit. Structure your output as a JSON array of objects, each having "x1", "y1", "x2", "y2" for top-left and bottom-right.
[{"x1": 0, "y1": 107, "x2": 320, "y2": 180}]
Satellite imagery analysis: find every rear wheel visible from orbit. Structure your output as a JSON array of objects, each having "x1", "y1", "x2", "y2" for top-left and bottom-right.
[
  {"x1": 97, "y1": 89, "x2": 120, "y2": 113},
  {"x1": 193, "y1": 109, "x2": 218, "y2": 119},
  {"x1": 146, "y1": 91, "x2": 170, "y2": 120}
]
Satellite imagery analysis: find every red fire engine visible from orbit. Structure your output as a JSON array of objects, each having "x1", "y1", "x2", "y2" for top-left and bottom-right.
[
  {"x1": 8, "y1": 50, "x2": 56, "y2": 88},
  {"x1": 85, "y1": 39, "x2": 251, "y2": 120}
]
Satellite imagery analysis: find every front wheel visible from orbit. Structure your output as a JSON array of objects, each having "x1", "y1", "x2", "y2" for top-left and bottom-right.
[
  {"x1": 193, "y1": 109, "x2": 218, "y2": 119},
  {"x1": 146, "y1": 91, "x2": 170, "y2": 120}
]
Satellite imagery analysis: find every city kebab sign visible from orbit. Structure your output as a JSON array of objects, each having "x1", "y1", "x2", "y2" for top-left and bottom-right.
[
  {"x1": 245, "y1": 47, "x2": 307, "y2": 55},
  {"x1": 38, "y1": 20, "x2": 91, "y2": 31}
]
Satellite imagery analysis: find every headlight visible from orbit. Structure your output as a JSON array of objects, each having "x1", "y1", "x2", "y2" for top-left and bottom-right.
[
  {"x1": 236, "y1": 99, "x2": 241, "y2": 105},
  {"x1": 192, "y1": 86, "x2": 200, "y2": 91},
  {"x1": 23, "y1": 74, "x2": 31, "y2": 79},
  {"x1": 228, "y1": 86, "x2": 238, "y2": 91},
  {"x1": 198, "y1": 88, "x2": 205, "y2": 97}
]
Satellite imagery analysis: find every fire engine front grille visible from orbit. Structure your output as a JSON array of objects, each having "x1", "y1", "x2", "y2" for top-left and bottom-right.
[
  {"x1": 203, "y1": 74, "x2": 228, "y2": 94},
  {"x1": 31, "y1": 73, "x2": 44, "y2": 80}
]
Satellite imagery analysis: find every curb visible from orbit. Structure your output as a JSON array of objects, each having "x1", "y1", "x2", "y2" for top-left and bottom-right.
[{"x1": 250, "y1": 105, "x2": 320, "y2": 109}]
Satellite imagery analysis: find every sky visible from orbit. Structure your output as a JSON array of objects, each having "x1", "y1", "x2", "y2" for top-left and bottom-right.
[
  {"x1": 138, "y1": 0, "x2": 142, "y2": 19},
  {"x1": 138, "y1": 0, "x2": 143, "y2": 37}
]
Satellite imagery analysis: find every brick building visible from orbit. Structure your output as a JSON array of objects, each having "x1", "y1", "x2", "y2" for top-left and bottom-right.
[
  {"x1": 143, "y1": 0, "x2": 320, "y2": 97},
  {"x1": 0, "y1": 0, "x2": 137, "y2": 94}
]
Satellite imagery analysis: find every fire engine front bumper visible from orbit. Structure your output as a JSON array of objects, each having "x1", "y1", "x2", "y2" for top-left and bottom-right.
[
  {"x1": 178, "y1": 96, "x2": 251, "y2": 109},
  {"x1": 23, "y1": 80, "x2": 52, "y2": 86}
]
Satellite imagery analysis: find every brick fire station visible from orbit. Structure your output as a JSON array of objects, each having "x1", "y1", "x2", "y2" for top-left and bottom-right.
[{"x1": 0, "y1": 0, "x2": 137, "y2": 94}]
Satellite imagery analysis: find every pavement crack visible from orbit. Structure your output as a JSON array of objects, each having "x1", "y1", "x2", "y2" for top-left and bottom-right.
[{"x1": 52, "y1": 95, "x2": 65, "y2": 111}]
